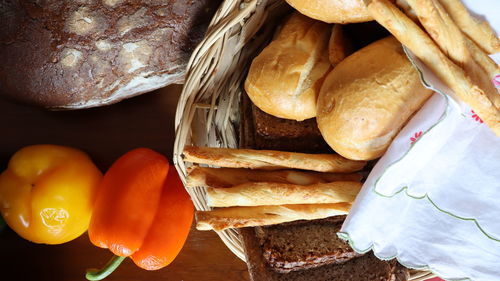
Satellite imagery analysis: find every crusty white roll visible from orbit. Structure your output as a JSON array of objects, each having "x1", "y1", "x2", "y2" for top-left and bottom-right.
[
  {"x1": 285, "y1": 0, "x2": 372, "y2": 24},
  {"x1": 317, "y1": 36, "x2": 433, "y2": 161},
  {"x1": 244, "y1": 13, "x2": 331, "y2": 121}
]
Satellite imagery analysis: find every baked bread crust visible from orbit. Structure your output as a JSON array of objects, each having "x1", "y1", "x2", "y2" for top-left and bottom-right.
[
  {"x1": 405, "y1": 0, "x2": 500, "y2": 108},
  {"x1": 183, "y1": 146, "x2": 366, "y2": 173},
  {"x1": 317, "y1": 36, "x2": 433, "y2": 160},
  {"x1": 195, "y1": 203, "x2": 351, "y2": 231},
  {"x1": 244, "y1": 13, "x2": 331, "y2": 121},
  {"x1": 0, "y1": 0, "x2": 220, "y2": 109},
  {"x1": 205, "y1": 181, "x2": 362, "y2": 207},
  {"x1": 285, "y1": 0, "x2": 372, "y2": 24},
  {"x1": 186, "y1": 166, "x2": 362, "y2": 188},
  {"x1": 365, "y1": 0, "x2": 500, "y2": 136},
  {"x1": 437, "y1": 0, "x2": 500, "y2": 54}
]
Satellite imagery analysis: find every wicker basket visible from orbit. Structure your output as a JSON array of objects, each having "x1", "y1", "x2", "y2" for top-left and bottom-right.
[{"x1": 173, "y1": 0, "x2": 436, "y2": 280}]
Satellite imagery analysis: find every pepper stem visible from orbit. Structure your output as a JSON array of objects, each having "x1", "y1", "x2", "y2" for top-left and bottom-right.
[{"x1": 86, "y1": 255, "x2": 126, "y2": 281}]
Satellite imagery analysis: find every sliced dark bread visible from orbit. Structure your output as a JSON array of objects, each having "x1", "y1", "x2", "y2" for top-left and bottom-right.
[
  {"x1": 240, "y1": 91, "x2": 331, "y2": 153},
  {"x1": 240, "y1": 222, "x2": 404, "y2": 281},
  {"x1": 256, "y1": 216, "x2": 362, "y2": 273}
]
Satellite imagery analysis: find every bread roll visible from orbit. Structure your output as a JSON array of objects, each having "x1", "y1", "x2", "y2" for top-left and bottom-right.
[
  {"x1": 186, "y1": 166, "x2": 362, "y2": 188},
  {"x1": 196, "y1": 203, "x2": 351, "y2": 230},
  {"x1": 317, "y1": 37, "x2": 433, "y2": 160},
  {"x1": 183, "y1": 146, "x2": 366, "y2": 173},
  {"x1": 285, "y1": 0, "x2": 372, "y2": 24},
  {"x1": 205, "y1": 181, "x2": 362, "y2": 207},
  {"x1": 244, "y1": 13, "x2": 331, "y2": 121}
]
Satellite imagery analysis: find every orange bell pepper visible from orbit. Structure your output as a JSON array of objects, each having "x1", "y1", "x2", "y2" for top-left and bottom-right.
[
  {"x1": 86, "y1": 148, "x2": 194, "y2": 280},
  {"x1": 131, "y1": 166, "x2": 194, "y2": 270},
  {"x1": 0, "y1": 145, "x2": 102, "y2": 244}
]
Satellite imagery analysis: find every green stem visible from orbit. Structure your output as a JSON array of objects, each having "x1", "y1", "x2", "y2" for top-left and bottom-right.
[{"x1": 86, "y1": 255, "x2": 126, "y2": 281}]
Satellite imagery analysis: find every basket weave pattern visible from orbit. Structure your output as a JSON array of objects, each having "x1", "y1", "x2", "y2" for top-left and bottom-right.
[{"x1": 173, "y1": 0, "x2": 435, "y2": 280}]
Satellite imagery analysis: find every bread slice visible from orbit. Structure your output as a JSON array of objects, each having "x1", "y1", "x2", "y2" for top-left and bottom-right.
[
  {"x1": 256, "y1": 216, "x2": 362, "y2": 273},
  {"x1": 240, "y1": 218, "x2": 406, "y2": 281},
  {"x1": 242, "y1": 92, "x2": 332, "y2": 153}
]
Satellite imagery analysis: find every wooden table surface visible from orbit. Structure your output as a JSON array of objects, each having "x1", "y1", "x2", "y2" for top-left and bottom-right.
[{"x1": 0, "y1": 85, "x2": 250, "y2": 281}]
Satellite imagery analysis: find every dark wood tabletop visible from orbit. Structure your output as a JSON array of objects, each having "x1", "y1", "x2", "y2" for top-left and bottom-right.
[{"x1": 0, "y1": 85, "x2": 250, "y2": 281}]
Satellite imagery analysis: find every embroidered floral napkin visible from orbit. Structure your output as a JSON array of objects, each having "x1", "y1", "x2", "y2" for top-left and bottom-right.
[{"x1": 340, "y1": 1, "x2": 500, "y2": 280}]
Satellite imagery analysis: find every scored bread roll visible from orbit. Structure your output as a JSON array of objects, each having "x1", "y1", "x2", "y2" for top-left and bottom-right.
[
  {"x1": 186, "y1": 166, "x2": 362, "y2": 188},
  {"x1": 244, "y1": 13, "x2": 331, "y2": 121},
  {"x1": 285, "y1": 0, "x2": 372, "y2": 24},
  {"x1": 317, "y1": 36, "x2": 433, "y2": 161},
  {"x1": 205, "y1": 181, "x2": 362, "y2": 207},
  {"x1": 195, "y1": 203, "x2": 351, "y2": 231},
  {"x1": 182, "y1": 146, "x2": 367, "y2": 173}
]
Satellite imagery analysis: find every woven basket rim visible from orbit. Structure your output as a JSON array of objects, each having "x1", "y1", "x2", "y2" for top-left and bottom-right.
[{"x1": 173, "y1": 0, "x2": 437, "y2": 280}]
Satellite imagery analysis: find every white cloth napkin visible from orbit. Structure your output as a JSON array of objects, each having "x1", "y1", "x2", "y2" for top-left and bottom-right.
[{"x1": 340, "y1": 1, "x2": 500, "y2": 280}]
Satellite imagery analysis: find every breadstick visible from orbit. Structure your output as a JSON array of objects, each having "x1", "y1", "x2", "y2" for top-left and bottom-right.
[
  {"x1": 329, "y1": 24, "x2": 353, "y2": 66},
  {"x1": 195, "y1": 203, "x2": 351, "y2": 231},
  {"x1": 186, "y1": 166, "x2": 362, "y2": 188},
  {"x1": 205, "y1": 181, "x2": 362, "y2": 207},
  {"x1": 405, "y1": 0, "x2": 468, "y2": 64},
  {"x1": 405, "y1": 0, "x2": 500, "y2": 108},
  {"x1": 437, "y1": 0, "x2": 500, "y2": 54},
  {"x1": 396, "y1": 0, "x2": 418, "y2": 22},
  {"x1": 364, "y1": 0, "x2": 500, "y2": 136},
  {"x1": 464, "y1": 36, "x2": 500, "y2": 81},
  {"x1": 183, "y1": 146, "x2": 366, "y2": 173}
]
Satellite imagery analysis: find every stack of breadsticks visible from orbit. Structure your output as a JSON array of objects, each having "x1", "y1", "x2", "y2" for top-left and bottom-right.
[
  {"x1": 182, "y1": 146, "x2": 366, "y2": 231},
  {"x1": 364, "y1": 0, "x2": 500, "y2": 136}
]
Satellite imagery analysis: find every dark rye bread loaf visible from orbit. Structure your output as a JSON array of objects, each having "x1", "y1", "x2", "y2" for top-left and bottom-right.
[
  {"x1": 0, "y1": 0, "x2": 221, "y2": 109},
  {"x1": 256, "y1": 216, "x2": 362, "y2": 273},
  {"x1": 240, "y1": 220, "x2": 406, "y2": 281}
]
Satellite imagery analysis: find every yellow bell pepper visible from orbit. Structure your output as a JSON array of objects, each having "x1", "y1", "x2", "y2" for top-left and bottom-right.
[{"x1": 0, "y1": 145, "x2": 102, "y2": 244}]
